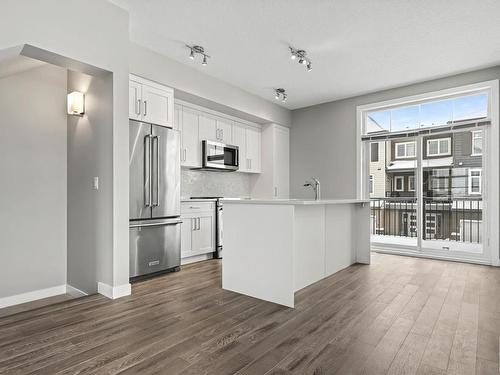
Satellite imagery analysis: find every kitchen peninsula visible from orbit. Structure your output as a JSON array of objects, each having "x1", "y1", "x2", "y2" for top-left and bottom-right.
[{"x1": 221, "y1": 199, "x2": 371, "y2": 307}]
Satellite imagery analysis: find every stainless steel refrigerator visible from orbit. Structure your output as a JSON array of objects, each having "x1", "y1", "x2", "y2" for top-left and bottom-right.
[{"x1": 129, "y1": 120, "x2": 181, "y2": 279}]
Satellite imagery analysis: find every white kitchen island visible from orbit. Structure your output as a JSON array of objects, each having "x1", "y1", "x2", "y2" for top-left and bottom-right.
[{"x1": 221, "y1": 199, "x2": 371, "y2": 308}]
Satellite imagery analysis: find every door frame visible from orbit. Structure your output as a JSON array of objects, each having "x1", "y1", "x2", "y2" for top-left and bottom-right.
[{"x1": 357, "y1": 80, "x2": 499, "y2": 265}]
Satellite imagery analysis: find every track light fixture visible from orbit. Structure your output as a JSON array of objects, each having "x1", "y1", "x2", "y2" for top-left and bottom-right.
[
  {"x1": 186, "y1": 45, "x2": 210, "y2": 66},
  {"x1": 274, "y1": 88, "x2": 287, "y2": 102},
  {"x1": 289, "y1": 46, "x2": 312, "y2": 72}
]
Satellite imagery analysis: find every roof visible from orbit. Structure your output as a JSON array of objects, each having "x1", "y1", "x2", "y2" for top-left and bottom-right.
[{"x1": 387, "y1": 157, "x2": 453, "y2": 171}]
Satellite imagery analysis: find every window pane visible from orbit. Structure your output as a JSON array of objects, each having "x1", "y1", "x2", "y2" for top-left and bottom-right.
[
  {"x1": 420, "y1": 98, "x2": 453, "y2": 128},
  {"x1": 472, "y1": 131, "x2": 482, "y2": 155},
  {"x1": 366, "y1": 111, "x2": 390, "y2": 134},
  {"x1": 406, "y1": 142, "x2": 416, "y2": 157},
  {"x1": 370, "y1": 143, "x2": 379, "y2": 162},
  {"x1": 453, "y1": 93, "x2": 488, "y2": 122},
  {"x1": 439, "y1": 139, "x2": 449, "y2": 154},
  {"x1": 397, "y1": 144, "x2": 405, "y2": 157},
  {"x1": 391, "y1": 105, "x2": 419, "y2": 132},
  {"x1": 428, "y1": 140, "x2": 438, "y2": 155}
]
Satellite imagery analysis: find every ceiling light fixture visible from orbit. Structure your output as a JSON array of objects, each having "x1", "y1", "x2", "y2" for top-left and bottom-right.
[
  {"x1": 289, "y1": 46, "x2": 312, "y2": 72},
  {"x1": 186, "y1": 45, "x2": 210, "y2": 66},
  {"x1": 274, "y1": 88, "x2": 287, "y2": 103}
]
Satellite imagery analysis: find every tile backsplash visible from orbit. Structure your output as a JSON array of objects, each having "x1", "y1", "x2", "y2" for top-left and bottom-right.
[{"x1": 181, "y1": 168, "x2": 251, "y2": 198}]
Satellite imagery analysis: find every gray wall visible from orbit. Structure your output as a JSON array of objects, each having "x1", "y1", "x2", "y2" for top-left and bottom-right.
[
  {"x1": 181, "y1": 169, "x2": 251, "y2": 199},
  {"x1": 0, "y1": 0, "x2": 130, "y2": 288},
  {"x1": 0, "y1": 64, "x2": 67, "y2": 298},
  {"x1": 129, "y1": 43, "x2": 292, "y2": 127},
  {"x1": 67, "y1": 70, "x2": 114, "y2": 294},
  {"x1": 291, "y1": 66, "x2": 500, "y2": 199}
]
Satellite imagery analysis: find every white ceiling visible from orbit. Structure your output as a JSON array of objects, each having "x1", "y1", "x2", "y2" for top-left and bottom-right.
[{"x1": 111, "y1": 0, "x2": 500, "y2": 110}]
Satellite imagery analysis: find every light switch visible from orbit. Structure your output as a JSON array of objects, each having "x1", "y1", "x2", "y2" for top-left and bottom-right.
[{"x1": 93, "y1": 176, "x2": 99, "y2": 190}]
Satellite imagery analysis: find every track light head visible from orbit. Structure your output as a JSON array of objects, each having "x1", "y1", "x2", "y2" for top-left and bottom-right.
[
  {"x1": 307, "y1": 62, "x2": 312, "y2": 71},
  {"x1": 291, "y1": 54, "x2": 296, "y2": 60},
  {"x1": 274, "y1": 88, "x2": 287, "y2": 102},
  {"x1": 298, "y1": 58, "x2": 304, "y2": 65},
  {"x1": 186, "y1": 44, "x2": 210, "y2": 65}
]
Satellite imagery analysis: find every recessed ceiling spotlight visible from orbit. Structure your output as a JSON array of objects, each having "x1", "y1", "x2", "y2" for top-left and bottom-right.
[
  {"x1": 289, "y1": 46, "x2": 312, "y2": 72},
  {"x1": 274, "y1": 88, "x2": 287, "y2": 102},
  {"x1": 186, "y1": 44, "x2": 210, "y2": 66}
]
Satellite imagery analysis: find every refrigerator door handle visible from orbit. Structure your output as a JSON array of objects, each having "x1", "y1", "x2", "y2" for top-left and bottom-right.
[
  {"x1": 144, "y1": 134, "x2": 153, "y2": 207},
  {"x1": 153, "y1": 135, "x2": 160, "y2": 207}
]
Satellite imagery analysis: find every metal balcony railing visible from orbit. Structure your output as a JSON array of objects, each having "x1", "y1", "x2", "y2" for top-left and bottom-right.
[{"x1": 370, "y1": 197, "x2": 482, "y2": 243}]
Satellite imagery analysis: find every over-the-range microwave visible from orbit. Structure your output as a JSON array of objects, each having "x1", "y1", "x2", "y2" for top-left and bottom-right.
[{"x1": 192, "y1": 140, "x2": 239, "y2": 172}]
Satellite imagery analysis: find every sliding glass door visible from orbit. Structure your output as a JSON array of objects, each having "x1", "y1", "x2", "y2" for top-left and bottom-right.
[{"x1": 361, "y1": 84, "x2": 496, "y2": 264}]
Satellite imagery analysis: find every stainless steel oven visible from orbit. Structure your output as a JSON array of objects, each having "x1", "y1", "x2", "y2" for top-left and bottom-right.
[{"x1": 200, "y1": 140, "x2": 239, "y2": 171}]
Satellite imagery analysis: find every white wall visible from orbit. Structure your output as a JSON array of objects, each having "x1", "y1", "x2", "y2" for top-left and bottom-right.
[
  {"x1": 0, "y1": 64, "x2": 67, "y2": 298},
  {"x1": 67, "y1": 70, "x2": 114, "y2": 294},
  {"x1": 291, "y1": 66, "x2": 500, "y2": 199},
  {"x1": 0, "y1": 0, "x2": 130, "y2": 289},
  {"x1": 129, "y1": 42, "x2": 292, "y2": 127}
]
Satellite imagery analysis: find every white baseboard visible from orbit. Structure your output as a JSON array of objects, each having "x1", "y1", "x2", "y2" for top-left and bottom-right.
[
  {"x1": 181, "y1": 253, "x2": 214, "y2": 265},
  {"x1": 0, "y1": 284, "x2": 67, "y2": 309},
  {"x1": 66, "y1": 284, "x2": 88, "y2": 298},
  {"x1": 97, "y1": 282, "x2": 131, "y2": 299}
]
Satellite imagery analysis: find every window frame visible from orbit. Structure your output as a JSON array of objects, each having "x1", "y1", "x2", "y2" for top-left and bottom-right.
[
  {"x1": 426, "y1": 137, "x2": 451, "y2": 157},
  {"x1": 394, "y1": 176, "x2": 404, "y2": 192},
  {"x1": 395, "y1": 141, "x2": 416, "y2": 159},
  {"x1": 471, "y1": 130, "x2": 483, "y2": 156},
  {"x1": 468, "y1": 168, "x2": 482, "y2": 195},
  {"x1": 357, "y1": 79, "x2": 499, "y2": 265}
]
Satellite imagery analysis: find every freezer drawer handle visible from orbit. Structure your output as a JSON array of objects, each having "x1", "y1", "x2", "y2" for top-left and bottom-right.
[{"x1": 129, "y1": 219, "x2": 182, "y2": 228}]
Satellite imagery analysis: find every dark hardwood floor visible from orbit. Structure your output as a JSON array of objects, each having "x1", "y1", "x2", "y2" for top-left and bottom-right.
[{"x1": 0, "y1": 253, "x2": 498, "y2": 374}]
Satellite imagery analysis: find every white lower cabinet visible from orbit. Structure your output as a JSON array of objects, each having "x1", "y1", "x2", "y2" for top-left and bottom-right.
[{"x1": 181, "y1": 202, "x2": 215, "y2": 259}]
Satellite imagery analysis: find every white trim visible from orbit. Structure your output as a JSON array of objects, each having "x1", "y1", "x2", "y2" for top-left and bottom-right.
[
  {"x1": 371, "y1": 246, "x2": 492, "y2": 266},
  {"x1": 181, "y1": 253, "x2": 214, "y2": 265},
  {"x1": 471, "y1": 130, "x2": 483, "y2": 156},
  {"x1": 395, "y1": 141, "x2": 416, "y2": 159},
  {"x1": 0, "y1": 285, "x2": 66, "y2": 309},
  {"x1": 426, "y1": 137, "x2": 451, "y2": 157},
  {"x1": 175, "y1": 98, "x2": 262, "y2": 130},
  {"x1": 97, "y1": 282, "x2": 131, "y2": 299},
  {"x1": 394, "y1": 176, "x2": 404, "y2": 191},
  {"x1": 468, "y1": 168, "x2": 482, "y2": 195},
  {"x1": 66, "y1": 284, "x2": 88, "y2": 298}
]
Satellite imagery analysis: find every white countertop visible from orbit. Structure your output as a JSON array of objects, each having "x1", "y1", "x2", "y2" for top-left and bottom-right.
[{"x1": 220, "y1": 198, "x2": 370, "y2": 205}]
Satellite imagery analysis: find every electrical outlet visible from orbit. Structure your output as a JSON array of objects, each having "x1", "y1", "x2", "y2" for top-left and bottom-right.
[{"x1": 93, "y1": 176, "x2": 99, "y2": 190}]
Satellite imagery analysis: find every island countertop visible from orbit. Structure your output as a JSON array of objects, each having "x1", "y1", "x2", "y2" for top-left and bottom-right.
[{"x1": 220, "y1": 198, "x2": 370, "y2": 205}]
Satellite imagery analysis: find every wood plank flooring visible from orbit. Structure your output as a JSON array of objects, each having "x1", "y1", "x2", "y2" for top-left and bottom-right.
[{"x1": 0, "y1": 253, "x2": 498, "y2": 374}]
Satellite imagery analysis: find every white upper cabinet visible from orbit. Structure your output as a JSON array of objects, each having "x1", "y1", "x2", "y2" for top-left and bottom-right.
[
  {"x1": 180, "y1": 108, "x2": 201, "y2": 167},
  {"x1": 232, "y1": 123, "x2": 247, "y2": 172},
  {"x1": 129, "y1": 80, "x2": 142, "y2": 121},
  {"x1": 245, "y1": 126, "x2": 261, "y2": 173},
  {"x1": 128, "y1": 74, "x2": 174, "y2": 128},
  {"x1": 216, "y1": 118, "x2": 232, "y2": 144},
  {"x1": 174, "y1": 100, "x2": 261, "y2": 173},
  {"x1": 250, "y1": 124, "x2": 289, "y2": 198},
  {"x1": 198, "y1": 114, "x2": 218, "y2": 142},
  {"x1": 198, "y1": 113, "x2": 233, "y2": 144}
]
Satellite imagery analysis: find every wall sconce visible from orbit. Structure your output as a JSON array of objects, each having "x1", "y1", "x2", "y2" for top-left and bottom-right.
[{"x1": 67, "y1": 91, "x2": 85, "y2": 116}]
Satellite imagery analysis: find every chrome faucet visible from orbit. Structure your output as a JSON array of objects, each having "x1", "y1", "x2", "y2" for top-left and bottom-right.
[{"x1": 304, "y1": 177, "x2": 321, "y2": 200}]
